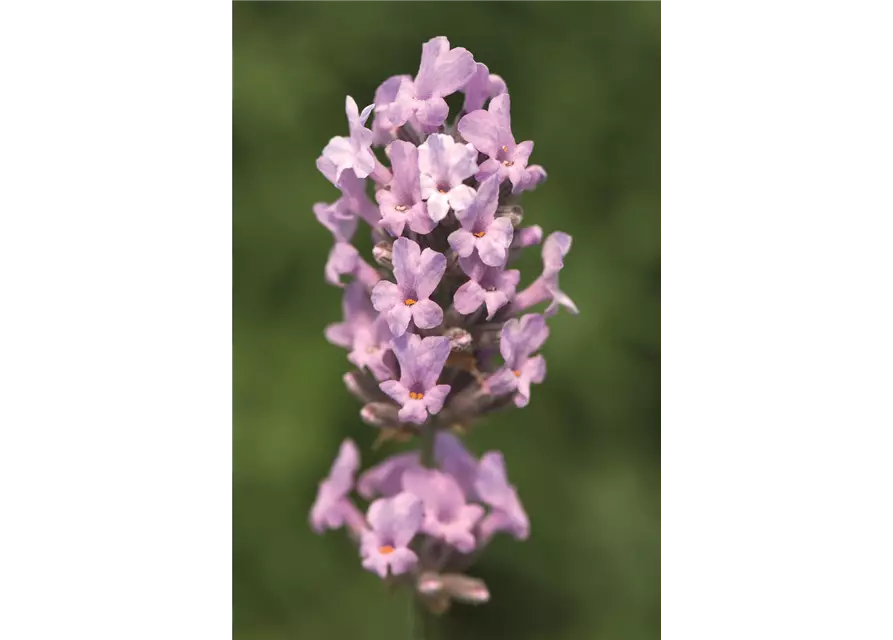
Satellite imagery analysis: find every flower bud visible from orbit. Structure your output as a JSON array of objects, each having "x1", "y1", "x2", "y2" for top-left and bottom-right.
[
  {"x1": 439, "y1": 573, "x2": 490, "y2": 604},
  {"x1": 343, "y1": 372, "x2": 385, "y2": 404},
  {"x1": 496, "y1": 203, "x2": 524, "y2": 227},
  {"x1": 373, "y1": 241, "x2": 393, "y2": 268},
  {"x1": 360, "y1": 402, "x2": 400, "y2": 427},
  {"x1": 444, "y1": 327, "x2": 473, "y2": 353}
]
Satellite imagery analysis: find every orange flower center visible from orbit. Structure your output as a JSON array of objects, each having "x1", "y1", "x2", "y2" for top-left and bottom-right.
[
  {"x1": 438, "y1": 188, "x2": 447, "y2": 194},
  {"x1": 409, "y1": 391, "x2": 425, "y2": 400},
  {"x1": 395, "y1": 204, "x2": 408, "y2": 212},
  {"x1": 501, "y1": 145, "x2": 509, "y2": 152},
  {"x1": 502, "y1": 160, "x2": 514, "y2": 167},
  {"x1": 473, "y1": 231, "x2": 486, "y2": 238},
  {"x1": 404, "y1": 298, "x2": 417, "y2": 306},
  {"x1": 379, "y1": 545, "x2": 395, "y2": 555},
  {"x1": 513, "y1": 370, "x2": 521, "y2": 377}
]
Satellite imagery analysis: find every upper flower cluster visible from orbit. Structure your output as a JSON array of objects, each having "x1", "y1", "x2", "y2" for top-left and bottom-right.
[{"x1": 309, "y1": 37, "x2": 578, "y2": 612}]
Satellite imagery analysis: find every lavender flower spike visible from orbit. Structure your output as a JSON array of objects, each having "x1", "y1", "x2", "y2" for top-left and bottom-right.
[
  {"x1": 402, "y1": 467, "x2": 484, "y2": 553},
  {"x1": 377, "y1": 37, "x2": 476, "y2": 132},
  {"x1": 325, "y1": 281, "x2": 395, "y2": 381},
  {"x1": 454, "y1": 255, "x2": 520, "y2": 320},
  {"x1": 379, "y1": 333, "x2": 451, "y2": 424},
  {"x1": 458, "y1": 93, "x2": 540, "y2": 193},
  {"x1": 320, "y1": 96, "x2": 376, "y2": 181},
  {"x1": 376, "y1": 141, "x2": 436, "y2": 236},
  {"x1": 360, "y1": 492, "x2": 424, "y2": 578},
  {"x1": 418, "y1": 134, "x2": 478, "y2": 223},
  {"x1": 310, "y1": 439, "x2": 365, "y2": 535},
  {"x1": 486, "y1": 313, "x2": 549, "y2": 408},
  {"x1": 512, "y1": 231, "x2": 579, "y2": 316},
  {"x1": 447, "y1": 175, "x2": 514, "y2": 267},
  {"x1": 371, "y1": 237, "x2": 446, "y2": 336},
  {"x1": 475, "y1": 452, "x2": 530, "y2": 541}
]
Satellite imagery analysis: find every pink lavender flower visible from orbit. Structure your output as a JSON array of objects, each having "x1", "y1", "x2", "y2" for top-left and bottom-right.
[
  {"x1": 486, "y1": 314, "x2": 549, "y2": 407},
  {"x1": 513, "y1": 231, "x2": 579, "y2": 316},
  {"x1": 417, "y1": 134, "x2": 478, "y2": 223},
  {"x1": 310, "y1": 439, "x2": 365, "y2": 535},
  {"x1": 376, "y1": 141, "x2": 436, "y2": 236},
  {"x1": 379, "y1": 333, "x2": 451, "y2": 424},
  {"x1": 360, "y1": 492, "x2": 424, "y2": 578},
  {"x1": 461, "y1": 62, "x2": 506, "y2": 114},
  {"x1": 320, "y1": 96, "x2": 376, "y2": 182},
  {"x1": 402, "y1": 467, "x2": 484, "y2": 553},
  {"x1": 447, "y1": 175, "x2": 514, "y2": 267},
  {"x1": 371, "y1": 237, "x2": 446, "y2": 336},
  {"x1": 454, "y1": 255, "x2": 520, "y2": 320},
  {"x1": 375, "y1": 37, "x2": 476, "y2": 133},
  {"x1": 315, "y1": 158, "x2": 381, "y2": 228},
  {"x1": 475, "y1": 452, "x2": 530, "y2": 541},
  {"x1": 458, "y1": 93, "x2": 544, "y2": 193},
  {"x1": 325, "y1": 282, "x2": 395, "y2": 381}
]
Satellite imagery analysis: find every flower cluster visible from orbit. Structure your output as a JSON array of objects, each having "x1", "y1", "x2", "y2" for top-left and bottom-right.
[{"x1": 310, "y1": 37, "x2": 577, "y2": 612}]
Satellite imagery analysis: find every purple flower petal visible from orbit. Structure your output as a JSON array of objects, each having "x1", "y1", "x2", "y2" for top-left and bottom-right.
[
  {"x1": 462, "y1": 62, "x2": 507, "y2": 113},
  {"x1": 500, "y1": 314, "x2": 549, "y2": 364},
  {"x1": 397, "y1": 398, "x2": 429, "y2": 424},
  {"x1": 448, "y1": 228, "x2": 477, "y2": 258},
  {"x1": 454, "y1": 279, "x2": 485, "y2": 315},
  {"x1": 357, "y1": 451, "x2": 421, "y2": 500},
  {"x1": 410, "y1": 298, "x2": 443, "y2": 329},
  {"x1": 415, "y1": 248, "x2": 447, "y2": 299},
  {"x1": 391, "y1": 236, "x2": 420, "y2": 289},
  {"x1": 457, "y1": 109, "x2": 500, "y2": 157},
  {"x1": 313, "y1": 200, "x2": 356, "y2": 244},
  {"x1": 474, "y1": 452, "x2": 529, "y2": 540},
  {"x1": 402, "y1": 468, "x2": 483, "y2": 553},
  {"x1": 366, "y1": 491, "x2": 424, "y2": 548},
  {"x1": 310, "y1": 439, "x2": 360, "y2": 534},
  {"x1": 370, "y1": 279, "x2": 402, "y2": 312},
  {"x1": 422, "y1": 384, "x2": 451, "y2": 414},
  {"x1": 384, "y1": 304, "x2": 413, "y2": 336},
  {"x1": 476, "y1": 217, "x2": 514, "y2": 267}
]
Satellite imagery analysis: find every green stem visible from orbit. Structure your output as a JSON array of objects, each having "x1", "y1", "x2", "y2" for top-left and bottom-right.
[{"x1": 419, "y1": 424, "x2": 436, "y2": 468}]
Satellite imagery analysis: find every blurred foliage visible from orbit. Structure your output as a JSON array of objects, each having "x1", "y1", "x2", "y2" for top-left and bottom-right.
[{"x1": 234, "y1": 2, "x2": 659, "y2": 639}]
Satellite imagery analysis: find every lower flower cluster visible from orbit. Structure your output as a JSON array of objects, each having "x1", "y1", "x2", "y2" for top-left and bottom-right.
[{"x1": 311, "y1": 433, "x2": 527, "y2": 608}]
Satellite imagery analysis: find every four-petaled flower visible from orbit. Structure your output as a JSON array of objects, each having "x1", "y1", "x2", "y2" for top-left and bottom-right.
[
  {"x1": 325, "y1": 281, "x2": 395, "y2": 381},
  {"x1": 447, "y1": 175, "x2": 514, "y2": 267},
  {"x1": 376, "y1": 37, "x2": 476, "y2": 132},
  {"x1": 379, "y1": 333, "x2": 451, "y2": 424},
  {"x1": 475, "y1": 451, "x2": 530, "y2": 541},
  {"x1": 513, "y1": 231, "x2": 579, "y2": 316},
  {"x1": 418, "y1": 133, "x2": 478, "y2": 223},
  {"x1": 402, "y1": 467, "x2": 484, "y2": 553},
  {"x1": 360, "y1": 492, "x2": 424, "y2": 578},
  {"x1": 458, "y1": 93, "x2": 545, "y2": 193},
  {"x1": 321, "y1": 96, "x2": 376, "y2": 182},
  {"x1": 453, "y1": 255, "x2": 520, "y2": 320},
  {"x1": 486, "y1": 313, "x2": 549, "y2": 407},
  {"x1": 371, "y1": 237, "x2": 446, "y2": 336},
  {"x1": 376, "y1": 141, "x2": 436, "y2": 236},
  {"x1": 310, "y1": 439, "x2": 365, "y2": 534}
]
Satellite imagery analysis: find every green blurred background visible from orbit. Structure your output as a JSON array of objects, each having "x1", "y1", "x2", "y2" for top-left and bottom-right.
[{"x1": 234, "y1": 3, "x2": 659, "y2": 639}]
